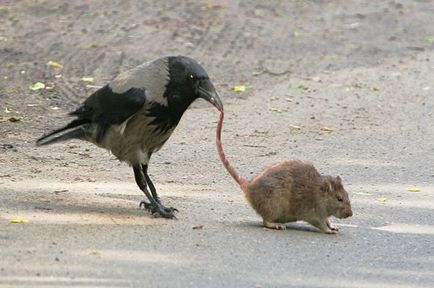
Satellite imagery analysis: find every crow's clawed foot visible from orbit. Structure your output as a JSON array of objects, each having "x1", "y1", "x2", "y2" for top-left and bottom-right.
[
  {"x1": 139, "y1": 201, "x2": 178, "y2": 219},
  {"x1": 151, "y1": 205, "x2": 178, "y2": 219}
]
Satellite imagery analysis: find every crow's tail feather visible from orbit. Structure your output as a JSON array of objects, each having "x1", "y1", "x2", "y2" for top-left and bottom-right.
[{"x1": 36, "y1": 119, "x2": 88, "y2": 146}]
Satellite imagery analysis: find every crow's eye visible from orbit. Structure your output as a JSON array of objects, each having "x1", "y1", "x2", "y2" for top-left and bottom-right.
[
  {"x1": 189, "y1": 74, "x2": 195, "y2": 80},
  {"x1": 337, "y1": 196, "x2": 343, "y2": 202}
]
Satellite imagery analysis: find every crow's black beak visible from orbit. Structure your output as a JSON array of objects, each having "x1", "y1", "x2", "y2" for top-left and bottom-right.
[{"x1": 197, "y1": 80, "x2": 224, "y2": 112}]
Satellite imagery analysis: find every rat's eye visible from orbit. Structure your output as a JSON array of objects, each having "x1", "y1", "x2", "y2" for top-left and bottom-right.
[{"x1": 337, "y1": 196, "x2": 343, "y2": 202}]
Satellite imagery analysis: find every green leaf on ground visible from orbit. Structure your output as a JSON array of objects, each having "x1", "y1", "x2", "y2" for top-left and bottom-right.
[
  {"x1": 233, "y1": 85, "x2": 246, "y2": 92},
  {"x1": 288, "y1": 83, "x2": 306, "y2": 90},
  {"x1": 269, "y1": 107, "x2": 282, "y2": 113},
  {"x1": 80, "y1": 77, "x2": 94, "y2": 83},
  {"x1": 47, "y1": 60, "x2": 63, "y2": 68},
  {"x1": 407, "y1": 186, "x2": 420, "y2": 192},
  {"x1": 10, "y1": 216, "x2": 29, "y2": 224},
  {"x1": 320, "y1": 127, "x2": 335, "y2": 132},
  {"x1": 289, "y1": 124, "x2": 302, "y2": 130},
  {"x1": 293, "y1": 31, "x2": 301, "y2": 38},
  {"x1": 29, "y1": 82, "x2": 45, "y2": 91},
  {"x1": 424, "y1": 36, "x2": 434, "y2": 44}
]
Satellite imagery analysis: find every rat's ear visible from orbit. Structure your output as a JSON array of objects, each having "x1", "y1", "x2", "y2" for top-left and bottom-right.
[
  {"x1": 336, "y1": 176, "x2": 342, "y2": 182},
  {"x1": 321, "y1": 179, "x2": 333, "y2": 193}
]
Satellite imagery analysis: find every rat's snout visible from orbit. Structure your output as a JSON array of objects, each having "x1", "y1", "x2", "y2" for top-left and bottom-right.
[
  {"x1": 337, "y1": 206, "x2": 352, "y2": 219},
  {"x1": 343, "y1": 204, "x2": 353, "y2": 218}
]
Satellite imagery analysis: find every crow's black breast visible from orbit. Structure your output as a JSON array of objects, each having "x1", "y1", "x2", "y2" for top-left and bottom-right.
[{"x1": 146, "y1": 102, "x2": 180, "y2": 135}]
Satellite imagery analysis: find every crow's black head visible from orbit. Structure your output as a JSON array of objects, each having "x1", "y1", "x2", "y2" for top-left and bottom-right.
[{"x1": 165, "y1": 56, "x2": 223, "y2": 112}]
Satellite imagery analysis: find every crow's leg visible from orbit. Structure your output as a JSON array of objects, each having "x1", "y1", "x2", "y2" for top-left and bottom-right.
[
  {"x1": 140, "y1": 164, "x2": 178, "y2": 214},
  {"x1": 142, "y1": 164, "x2": 160, "y2": 203},
  {"x1": 136, "y1": 154, "x2": 156, "y2": 209},
  {"x1": 133, "y1": 165, "x2": 175, "y2": 219}
]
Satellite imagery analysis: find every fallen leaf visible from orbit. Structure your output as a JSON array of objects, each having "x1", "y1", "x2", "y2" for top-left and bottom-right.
[
  {"x1": 11, "y1": 216, "x2": 29, "y2": 224},
  {"x1": 50, "y1": 106, "x2": 61, "y2": 110},
  {"x1": 29, "y1": 82, "x2": 45, "y2": 91},
  {"x1": 192, "y1": 225, "x2": 203, "y2": 230},
  {"x1": 202, "y1": 3, "x2": 225, "y2": 10},
  {"x1": 54, "y1": 189, "x2": 68, "y2": 194},
  {"x1": 47, "y1": 60, "x2": 63, "y2": 69},
  {"x1": 407, "y1": 186, "x2": 420, "y2": 192},
  {"x1": 89, "y1": 250, "x2": 101, "y2": 256},
  {"x1": 377, "y1": 197, "x2": 387, "y2": 203},
  {"x1": 45, "y1": 84, "x2": 55, "y2": 90},
  {"x1": 233, "y1": 85, "x2": 246, "y2": 93},
  {"x1": 289, "y1": 124, "x2": 302, "y2": 130},
  {"x1": 80, "y1": 77, "x2": 94, "y2": 83},
  {"x1": 424, "y1": 36, "x2": 434, "y2": 44},
  {"x1": 8, "y1": 116, "x2": 21, "y2": 122},
  {"x1": 320, "y1": 127, "x2": 335, "y2": 132},
  {"x1": 4, "y1": 107, "x2": 12, "y2": 113},
  {"x1": 293, "y1": 31, "x2": 301, "y2": 38},
  {"x1": 320, "y1": 55, "x2": 336, "y2": 61},
  {"x1": 269, "y1": 107, "x2": 281, "y2": 113},
  {"x1": 288, "y1": 83, "x2": 307, "y2": 90},
  {"x1": 254, "y1": 9, "x2": 263, "y2": 16},
  {"x1": 252, "y1": 70, "x2": 263, "y2": 76}
]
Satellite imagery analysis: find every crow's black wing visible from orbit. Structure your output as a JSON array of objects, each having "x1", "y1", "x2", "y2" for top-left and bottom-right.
[{"x1": 70, "y1": 85, "x2": 146, "y2": 125}]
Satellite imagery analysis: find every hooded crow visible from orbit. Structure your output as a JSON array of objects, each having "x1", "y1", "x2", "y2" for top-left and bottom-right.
[{"x1": 37, "y1": 55, "x2": 223, "y2": 218}]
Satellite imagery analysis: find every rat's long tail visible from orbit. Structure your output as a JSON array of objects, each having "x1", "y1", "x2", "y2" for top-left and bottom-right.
[{"x1": 216, "y1": 110, "x2": 249, "y2": 192}]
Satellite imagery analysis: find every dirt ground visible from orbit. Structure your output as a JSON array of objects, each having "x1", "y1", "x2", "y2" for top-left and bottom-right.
[{"x1": 1, "y1": 1, "x2": 434, "y2": 287}]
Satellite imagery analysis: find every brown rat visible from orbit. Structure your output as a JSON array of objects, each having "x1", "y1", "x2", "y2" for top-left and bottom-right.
[{"x1": 216, "y1": 111, "x2": 352, "y2": 233}]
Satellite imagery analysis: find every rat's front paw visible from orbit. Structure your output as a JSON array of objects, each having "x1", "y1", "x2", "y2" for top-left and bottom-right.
[
  {"x1": 326, "y1": 220, "x2": 339, "y2": 232},
  {"x1": 325, "y1": 228, "x2": 338, "y2": 234}
]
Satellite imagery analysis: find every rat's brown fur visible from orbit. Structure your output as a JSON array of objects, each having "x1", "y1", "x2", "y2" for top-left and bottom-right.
[{"x1": 216, "y1": 111, "x2": 352, "y2": 233}]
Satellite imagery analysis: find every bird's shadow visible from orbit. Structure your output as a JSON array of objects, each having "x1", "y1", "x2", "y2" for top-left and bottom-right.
[{"x1": 7, "y1": 191, "x2": 162, "y2": 223}]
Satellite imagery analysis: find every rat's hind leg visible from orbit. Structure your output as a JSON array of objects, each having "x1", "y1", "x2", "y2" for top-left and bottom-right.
[{"x1": 263, "y1": 220, "x2": 286, "y2": 230}]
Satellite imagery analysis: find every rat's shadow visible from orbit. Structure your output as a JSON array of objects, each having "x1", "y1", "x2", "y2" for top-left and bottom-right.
[{"x1": 240, "y1": 220, "x2": 322, "y2": 233}]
